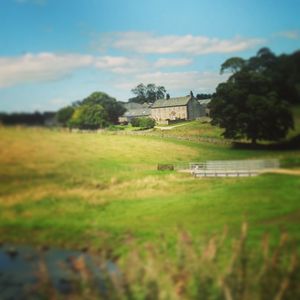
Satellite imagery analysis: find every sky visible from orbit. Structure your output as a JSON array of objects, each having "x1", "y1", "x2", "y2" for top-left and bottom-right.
[{"x1": 0, "y1": 0, "x2": 299, "y2": 112}]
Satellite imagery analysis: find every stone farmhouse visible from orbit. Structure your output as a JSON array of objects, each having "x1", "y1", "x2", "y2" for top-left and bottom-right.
[{"x1": 151, "y1": 95, "x2": 204, "y2": 123}]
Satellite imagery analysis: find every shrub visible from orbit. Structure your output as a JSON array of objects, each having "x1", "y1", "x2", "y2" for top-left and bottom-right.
[{"x1": 131, "y1": 117, "x2": 155, "y2": 129}]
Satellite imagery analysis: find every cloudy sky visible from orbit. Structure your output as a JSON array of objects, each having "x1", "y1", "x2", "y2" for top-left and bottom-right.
[{"x1": 0, "y1": 0, "x2": 299, "y2": 112}]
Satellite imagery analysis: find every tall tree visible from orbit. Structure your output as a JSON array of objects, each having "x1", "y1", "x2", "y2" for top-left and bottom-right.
[
  {"x1": 220, "y1": 57, "x2": 245, "y2": 74},
  {"x1": 81, "y1": 92, "x2": 125, "y2": 124},
  {"x1": 210, "y1": 48, "x2": 294, "y2": 144},
  {"x1": 69, "y1": 103, "x2": 108, "y2": 129},
  {"x1": 130, "y1": 83, "x2": 147, "y2": 103},
  {"x1": 56, "y1": 106, "x2": 74, "y2": 127},
  {"x1": 146, "y1": 84, "x2": 157, "y2": 102},
  {"x1": 156, "y1": 86, "x2": 167, "y2": 100}
]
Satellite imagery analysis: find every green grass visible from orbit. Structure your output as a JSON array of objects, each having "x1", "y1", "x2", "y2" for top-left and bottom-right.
[
  {"x1": 0, "y1": 126, "x2": 300, "y2": 252},
  {"x1": 154, "y1": 118, "x2": 224, "y2": 140}
]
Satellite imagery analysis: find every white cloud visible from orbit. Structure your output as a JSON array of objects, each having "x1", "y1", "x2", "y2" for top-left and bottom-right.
[
  {"x1": 154, "y1": 58, "x2": 192, "y2": 68},
  {"x1": 97, "y1": 32, "x2": 264, "y2": 55},
  {"x1": 115, "y1": 71, "x2": 229, "y2": 93},
  {"x1": 276, "y1": 30, "x2": 300, "y2": 40},
  {"x1": 95, "y1": 56, "x2": 149, "y2": 74},
  {"x1": 0, "y1": 53, "x2": 94, "y2": 88},
  {"x1": 0, "y1": 53, "x2": 152, "y2": 88}
]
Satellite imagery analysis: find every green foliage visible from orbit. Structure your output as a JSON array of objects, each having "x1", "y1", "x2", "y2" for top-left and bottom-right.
[
  {"x1": 81, "y1": 91, "x2": 126, "y2": 124},
  {"x1": 131, "y1": 117, "x2": 155, "y2": 129},
  {"x1": 68, "y1": 103, "x2": 108, "y2": 129},
  {"x1": 196, "y1": 93, "x2": 213, "y2": 100},
  {"x1": 220, "y1": 56, "x2": 245, "y2": 74},
  {"x1": 56, "y1": 106, "x2": 74, "y2": 126},
  {"x1": 130, "y1": 83, "x2": 167, "y2": 104},
  {"x1": 210, "y1": 48, "x2": 295, "y2": 143}
]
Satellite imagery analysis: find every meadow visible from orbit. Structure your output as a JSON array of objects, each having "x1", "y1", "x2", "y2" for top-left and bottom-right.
[{"x1": 0, "y1": 125, "x2": 300, "y2": 254}]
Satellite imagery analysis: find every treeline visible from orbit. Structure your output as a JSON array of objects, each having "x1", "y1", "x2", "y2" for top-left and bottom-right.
[
  {"x1": 0, "y1": 92, "x2": 126, "y2": 129},
  {"x1": 0, "y1": 112, "x2": 56, "y2": 126}
]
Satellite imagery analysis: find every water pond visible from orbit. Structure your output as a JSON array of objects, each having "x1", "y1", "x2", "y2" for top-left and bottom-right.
[{"x1": 0, "y1": 243, "x2": 113, "y2": 299}]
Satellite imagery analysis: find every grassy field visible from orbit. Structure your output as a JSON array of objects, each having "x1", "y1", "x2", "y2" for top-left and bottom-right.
[
  {"x1": 0, "y1": 125, "x2": 300, "y2": 254},
  {"x1": 155, "y1": 118, "x2": 224, "y2": 140}
]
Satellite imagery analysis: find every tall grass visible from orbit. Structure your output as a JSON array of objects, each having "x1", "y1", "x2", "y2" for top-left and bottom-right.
[{"x1": 30, "y1": 224, "x2": 299, "y2": 300}]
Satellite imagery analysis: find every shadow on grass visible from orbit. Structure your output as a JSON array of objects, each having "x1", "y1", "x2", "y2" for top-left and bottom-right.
[{"x1": 232, "y1": 134, "x2": 300, "y2": 151}]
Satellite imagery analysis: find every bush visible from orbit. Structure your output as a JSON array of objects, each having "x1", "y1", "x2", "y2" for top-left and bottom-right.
[{"x1": 131, "y1": 117, "x2": 155, "y2": 129}]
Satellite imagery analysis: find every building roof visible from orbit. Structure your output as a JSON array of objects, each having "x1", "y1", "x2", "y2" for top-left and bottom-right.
[
  {"x1": 197, "y1": 99, "x2": 211, "y2": 105},
  {"x1": 123, "y1": 108, "x2": 151, "y2": 117},
  {"x1": 151, "y1": 96, "x2": 191, "y2": 108}
]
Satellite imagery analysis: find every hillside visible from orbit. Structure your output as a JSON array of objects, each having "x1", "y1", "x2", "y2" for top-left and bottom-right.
[{"x1": 0, "y1": 126, "x2": 300, "y2": 251}]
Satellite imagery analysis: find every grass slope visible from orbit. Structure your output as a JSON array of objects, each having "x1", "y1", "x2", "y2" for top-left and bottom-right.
[{"x1": 0, "y1": 126, "x2": 300, "y2": 251}]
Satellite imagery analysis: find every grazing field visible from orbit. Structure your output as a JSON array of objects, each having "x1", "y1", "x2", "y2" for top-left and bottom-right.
[{"x1": 0, "y1": 126, "x2": 300, "y2": 252}]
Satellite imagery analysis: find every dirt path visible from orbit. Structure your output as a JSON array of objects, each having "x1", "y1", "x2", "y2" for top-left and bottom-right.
[
  {"x1": 155, "y1": 123, "x2": 189, "y2": 130},
  {"x1": 179, "y1": 168, "x2": 300, "y2": 176},
  {"x1": 264, "y1": 168, "x2": 300, "y2": 176}
]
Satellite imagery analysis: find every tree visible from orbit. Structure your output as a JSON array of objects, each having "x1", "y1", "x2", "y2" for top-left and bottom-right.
[
  {"x1": 156, "y1": 85, "x2": 167, "y2": 100},
  {"x1": 220, "y1": 57, "x2": 245, "y2": 75},
  {"x1": 196, "y1": 93, "x2": 213, "y2": 100},
  {"x1": 81, "y1": 92, "x2": 126, "y2": 124},
  {"x1": 68, "y1": 103, "x2": 108, "y2": 129},
  {"x1": 130, "y1": 83, "x2": 147, "y2": 103},
  {"x1": 146, "y1": 84, "x2": 157, "y2": 102},
  {"x1": 56, "y1": 106, "x2": 74, "y2": 126},
  {"x1": 210, "y1": 48, "x2": 294, "y2": 144},
  {"x1": 130, "y1": 83, "x2": 167, "y2": 103}
]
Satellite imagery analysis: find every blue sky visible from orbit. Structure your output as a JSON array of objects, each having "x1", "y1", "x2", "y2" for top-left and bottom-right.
[{"x1": 0, "y1": 0, "x2": 299, "y2": 112}]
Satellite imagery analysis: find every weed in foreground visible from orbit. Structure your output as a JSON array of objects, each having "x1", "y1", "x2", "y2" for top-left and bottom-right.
[{"x1": 26, "y1": 223, "x2": 300, "y2": 300}]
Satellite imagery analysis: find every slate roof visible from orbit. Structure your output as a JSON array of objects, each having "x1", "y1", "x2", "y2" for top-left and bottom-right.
[
  {"x1": 151, "y1": 96, "x2": 191, "y2": 108},
  {"x1": 197, "y1": 99, "x2": 211, "y2": 105},
  {"x1": 123, "y1": 108, "x2": 151, "y2": 117}
]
